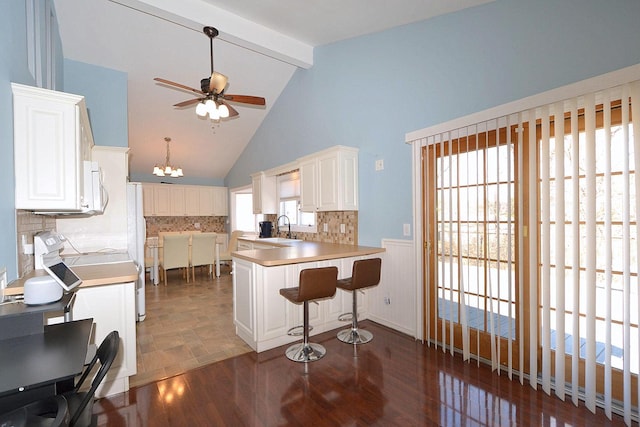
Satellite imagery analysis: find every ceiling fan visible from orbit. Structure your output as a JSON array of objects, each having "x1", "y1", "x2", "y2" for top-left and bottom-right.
[{"x1": 154, "y1": 26, "x2": 266, "y2": 120}]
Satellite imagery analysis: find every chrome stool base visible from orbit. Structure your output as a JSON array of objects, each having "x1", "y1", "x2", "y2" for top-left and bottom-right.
[
  {"x1": 337, "y1": 328, "x2": 373, "y2": 344},
  {"x1": 285, "y1": 342, "x2": 327, "y2": 362}
]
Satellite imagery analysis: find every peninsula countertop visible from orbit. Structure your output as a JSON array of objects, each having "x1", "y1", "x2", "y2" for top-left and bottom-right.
[
  {"x1": 4, "y1": 261, "x2": 139, "y2": 296},
  {"x1": 232, "y1": 240, "x2": 385, "y2": 267}
]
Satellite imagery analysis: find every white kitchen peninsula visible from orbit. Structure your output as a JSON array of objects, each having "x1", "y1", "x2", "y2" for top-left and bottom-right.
[{"x1": 232, "y1": 240, "x2": 384, "y2": 352}]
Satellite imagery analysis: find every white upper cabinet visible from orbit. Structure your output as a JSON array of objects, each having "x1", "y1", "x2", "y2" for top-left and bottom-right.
[
  {"x1": 212, "y1": 186, "x2": 228, "y2": 216},
  {"x1": 251, "y1": 172, "x2": 277, "y2": 214},
  {"x1": 184, "y1": 186, "x2": 200, "y2": 216},
  {"x1": 13, "y1": 83, "x2": 94, "y2": 211},
  {"x1": 198, "y1": 186, "x2": 215, "y2": 216},
  {"x1": 140, "y1": 183, "x2": 228, "y2": 217},
  {"x1": 299, "y1": 146, "x2": 358, "y2": 212}
]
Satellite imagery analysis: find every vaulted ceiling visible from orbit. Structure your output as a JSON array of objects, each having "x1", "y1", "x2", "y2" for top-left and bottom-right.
[{"x1": 53, "y1": 0, "x2": 493, "y2": 182}]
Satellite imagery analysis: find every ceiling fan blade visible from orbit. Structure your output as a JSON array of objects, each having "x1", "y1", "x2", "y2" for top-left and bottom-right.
[
  {"x1": 209, "y1": 72, "x2": 228, "y2": 94},
  {"x1": 154, "y1": 77, "x2": 204, "y2": 96},
  {"x1": 221, "y1": 100, "x2": 239, "y2": 117},
  {"x1": 222, "y1": 94, "x2": 266, "y2": 106},
  {"x1": 173, "y1": 98, "x2": 202, "y2": 108}
]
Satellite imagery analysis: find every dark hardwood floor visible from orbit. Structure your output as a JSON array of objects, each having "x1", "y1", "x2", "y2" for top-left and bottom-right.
[{"x1": 95, "y1": 320, "x2": 626, "y2": 426}]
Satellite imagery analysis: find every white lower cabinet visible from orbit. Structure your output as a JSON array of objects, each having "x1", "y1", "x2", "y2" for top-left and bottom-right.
[
  {"x1": 46, "y1": 282, "x2": 136, "y2": 397},
  {"x1": 232, "y1": 256, "x2": 370, "y2": 352}
]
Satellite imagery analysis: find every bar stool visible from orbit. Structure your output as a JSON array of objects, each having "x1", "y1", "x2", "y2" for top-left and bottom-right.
[
  {"x1": 336, "y1": 258, "x2": 382, "y2": 344},
  {"x1": 279, "y1": 266, "x2": 338, "y2": 362}
]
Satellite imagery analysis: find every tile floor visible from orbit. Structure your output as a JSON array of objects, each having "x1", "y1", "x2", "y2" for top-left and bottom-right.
[{"x1": 129, "y1": 265, "x2": 252, "y2": 388}]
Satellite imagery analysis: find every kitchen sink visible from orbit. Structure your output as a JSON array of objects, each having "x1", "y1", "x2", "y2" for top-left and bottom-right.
[{"x1": 259, "y1": 237, "x2": 302, "y2": 243}]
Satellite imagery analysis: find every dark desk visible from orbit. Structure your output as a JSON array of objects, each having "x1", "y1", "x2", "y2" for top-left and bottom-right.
[{"x1": 0, "y1": 318, "x2": 92, "y2": 412}]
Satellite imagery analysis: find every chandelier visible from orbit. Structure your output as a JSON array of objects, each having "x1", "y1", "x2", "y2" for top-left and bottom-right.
[{"x1": 153, "y1": 137, "x2": 183, "y2": 177}]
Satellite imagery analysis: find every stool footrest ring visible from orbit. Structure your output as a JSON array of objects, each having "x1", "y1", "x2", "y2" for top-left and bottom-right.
[
  {"x1": 287, "y1": 325, "x2": 313, "y2": 336},
  {"x1": 338, "y1": 313, "x2": 353, "y2": 322}
]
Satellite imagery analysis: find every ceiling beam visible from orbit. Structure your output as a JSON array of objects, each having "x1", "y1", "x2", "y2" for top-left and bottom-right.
[{"x1": 110, "y1": 0, "x2": 314, "y2": 68}]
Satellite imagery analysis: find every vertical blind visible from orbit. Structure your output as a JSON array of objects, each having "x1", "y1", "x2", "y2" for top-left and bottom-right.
[{"x1": 420, "y1": 79, "x2": 640, "y2": 424}]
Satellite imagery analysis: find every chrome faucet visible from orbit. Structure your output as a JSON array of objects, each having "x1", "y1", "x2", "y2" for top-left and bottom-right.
[{"x1": 277, "y1": 215, "x2": 291, "y2": 238}]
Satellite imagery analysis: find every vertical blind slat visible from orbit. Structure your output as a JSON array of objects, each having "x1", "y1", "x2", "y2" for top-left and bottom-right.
[
  {"x1": 603, "y1": 90, "x2": 612, "y2": 420},
  {"x1": 554, "y1": 101, "x2": 566, "y2": 401},
  {"x1": 584, "y1": 92, "x2": 597, "y2": 413},
  {"x1": 569, "y1": 98, "x2": 580, "y2": 407},
  {"x1": 528, "y1": 108, "x2": 539, "y2": 390},
  {"x1": 632, "y1": 80, "x2": 640, "y2": 426},
  {"x1": 622, "y1": 84, "x2": 632, "y2": 426},
  {"x1": 541, "y1": 105, "x2": 552, "y2": 395}
]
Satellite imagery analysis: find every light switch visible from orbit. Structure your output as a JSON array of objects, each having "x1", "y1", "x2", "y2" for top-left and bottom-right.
[
  {"x1": 403, "y1": 223, "x2": 410, "y2": 236},
  {"x1": 375, "y1": 159, "x2": 384, "y2": 171},
  {"x1": 323, "y1": 223, "x2": 328, "y2": 232},
  {"x1": 340, "y1": 224, "x2": 346, "y2": 233}
]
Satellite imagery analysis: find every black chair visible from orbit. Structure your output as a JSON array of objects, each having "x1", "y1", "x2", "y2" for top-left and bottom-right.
[
  {"x1": 336, "y1": 258, "x2": 382, "y2": 344},
  {"x1": 279, "y1": 267, "x2": 338, "y2": 362},
  {"x1": 63, "y1": 330, "x2": 119, "y2": 427},
  {"x1": 0, "y1": 394, "x2": 69, "y2": 427}
]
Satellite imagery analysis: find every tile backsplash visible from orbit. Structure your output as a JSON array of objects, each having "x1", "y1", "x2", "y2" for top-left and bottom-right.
[
  {"x1": 145, "y1": 216, "x2": 226, "y2": 237},
  {"x1": 16, "y1": 210, "x2": 56, "y2": 277},
  {"x1": 266, "y1": 211, "x2": 358, "y2": 245}
]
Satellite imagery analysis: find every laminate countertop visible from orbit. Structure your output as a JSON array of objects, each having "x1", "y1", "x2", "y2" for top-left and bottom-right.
[
  {"x1": 232, "y1": 241, "x2": 385, "y2": 267},
  {"x1": 3, "y1": 261, "x2": 139, "y2": 296}
]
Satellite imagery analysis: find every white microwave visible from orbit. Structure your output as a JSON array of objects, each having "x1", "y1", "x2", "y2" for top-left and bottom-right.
[
  {"x1": 81, "y1": 160, "x2": 107, "y2": 214},
  {"x1": 35, "y1": 160, "x2": 107, "y2": 216}
]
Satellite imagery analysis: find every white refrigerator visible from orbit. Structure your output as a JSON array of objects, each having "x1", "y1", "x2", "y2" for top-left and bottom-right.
[{"x1": 126, "y1": 182, "x2": 146, "y2": 321}]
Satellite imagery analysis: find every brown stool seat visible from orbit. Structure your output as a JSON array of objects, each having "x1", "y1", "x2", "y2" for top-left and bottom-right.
[
  {"x1": 336, "y1": 258, "x2": 382, "y2": 344},
  {"x1": 280, "y1": 266, "x2": 338, "y2": 362}
]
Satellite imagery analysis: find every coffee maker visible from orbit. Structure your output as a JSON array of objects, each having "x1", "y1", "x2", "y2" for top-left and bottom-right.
[{"x1": 259, "y1": 221, "x2": 273, "y2": 238}]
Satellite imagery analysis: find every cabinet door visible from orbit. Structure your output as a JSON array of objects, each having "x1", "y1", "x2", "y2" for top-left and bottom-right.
[
  {"x1": 13, "y1": 86, "x2": 83, "y2": 210},
  {"x1": 212, "y1": 187, "x2": 228, "y2": 216},
  {"x1": 184, "y1": 186, "x2": 200, "y2": 216},
  {"x1": 299, "y1": 160, "x2": 317, "y2": 212},
  {"x1": 198, "y1": 187, "x2": 215, "y2": 216},
  {"x1": 233, "y1": 260, "x2": 255, "y2": 342},
  {"x1": 153, "y1": 185, "x2": 171, "y2": 216},
  {"x1": 317, "y1": 154, "x2": 339, "y2": 211},
  {"x1": 257, "y1": 265, "x2": 290, "y2": 340},
  {"x1": 142, "y1": 184, "x2": 155, "y2": 216},
  {"x1": 169, "y1": 186, "x2": 186, "y2": 216},
  {"x1": 339, "y1": 151, "x2": 359, "y2": 211},
  {"x1": 252, "y1": 175, "x2": 262, "y2": 214}
]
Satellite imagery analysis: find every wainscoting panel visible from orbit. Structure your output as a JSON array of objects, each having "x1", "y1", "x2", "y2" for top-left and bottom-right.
[{"x1": 368, "y1": 239, "x2": 416, "y2": 338}]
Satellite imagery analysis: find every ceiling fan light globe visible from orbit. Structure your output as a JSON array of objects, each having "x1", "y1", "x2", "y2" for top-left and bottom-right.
[
  {"x1": 209, "y1": 107, "x2": 220, "y2": 120},
  {"x1": 195, "y1": 102, "x2": 208, "y2": 116},
  {"x1": 205, "y1": 99, "x2": 217, "y2": 114},
  {"x1": 218, "y1": 104, "x2": 229, "y2": 118},
  {"x1": 210, "y1": 72, "x2": 228, "y2": 94}
]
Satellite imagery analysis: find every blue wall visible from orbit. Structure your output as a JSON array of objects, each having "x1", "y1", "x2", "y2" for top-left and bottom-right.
[
  {"x1": 226, "y1": 0, "x2": 640, "y2": 246},
  {"x1": 0, "y1": 0, "x2": 65, "y2": 280},
  {"x1": 64, "y1": 59, "x2": 128, "y2": 147}
]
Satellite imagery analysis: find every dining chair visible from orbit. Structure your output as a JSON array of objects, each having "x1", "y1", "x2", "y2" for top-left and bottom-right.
[
  {"x1": 159, "y1": 233, "x2": 191, "y2": 286},
  {"x1": 217, "y1": 230, "x2": 243, "y2": 273},
  {"x1": 190, "y1": 232, "x2": 217, "y2": 279},
  {"x1": 63, "y1": 330, "x2": 119, "y2": 427}
]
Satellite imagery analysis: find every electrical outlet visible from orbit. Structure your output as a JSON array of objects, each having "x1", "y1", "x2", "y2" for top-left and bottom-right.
[
  {"x1": 323, "y1": 223, "x2": 328, "y2": 232},
  {"x1": 194, "y1": 222, "x2": 201, "y2": 229},
  {"x1": 403, "y1": 223, "x2": 410, "y2": 236},
  {"x1": 340, "y1": 224, "x2": 346, "y2": 233},
  {"x1": 375, "y1": 159, "x2": 384, "y2": 171}
]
